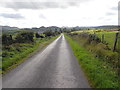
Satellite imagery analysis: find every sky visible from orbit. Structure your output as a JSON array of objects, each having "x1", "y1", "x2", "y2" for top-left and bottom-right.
[{"x1": 0, "y1": 0, "x2": 119, "y2": 28}]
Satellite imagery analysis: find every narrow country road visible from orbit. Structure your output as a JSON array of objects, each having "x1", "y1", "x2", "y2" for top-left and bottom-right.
[{"x1": 3, "y1": 34, "x2": 90, "y2": 88}]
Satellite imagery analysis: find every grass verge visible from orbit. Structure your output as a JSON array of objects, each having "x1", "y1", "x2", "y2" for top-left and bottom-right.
[
  {"x1": 65, "y1": 34, "x2": 119, "y2": 88},
  {"x1": 2, "y1": 35, "x2": 59, "y2": 74}
]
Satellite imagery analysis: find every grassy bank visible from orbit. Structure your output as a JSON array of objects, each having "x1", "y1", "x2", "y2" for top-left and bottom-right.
[
  {"x1": 65, "y1": 34, "x2": 119, "y2": 88},
  {"x1": 69, "y1": 32, "x2": 119, "y2": 70},
  {"x1": 2, "y1": 36, "x2": 59, "y2": 74}
]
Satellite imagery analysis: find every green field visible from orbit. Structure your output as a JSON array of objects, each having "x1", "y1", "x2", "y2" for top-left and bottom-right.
[
  {"x1": 72, "y1": 29, "x2": 120, "y2": 51},
  {"x1": 96, "y1": 31, "x2": 119, "y2": 50},
  {"x1": 65, "y1": 34, "x2": 119, "y2": 88}
]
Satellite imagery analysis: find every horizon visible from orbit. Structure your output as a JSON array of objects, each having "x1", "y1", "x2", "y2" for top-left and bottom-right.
[{"x1": 1, "y1": 24, "x2": 119, "y2": 29}]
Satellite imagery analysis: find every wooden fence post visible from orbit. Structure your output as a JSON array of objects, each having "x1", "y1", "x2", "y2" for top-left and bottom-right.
[
  {"x1": 102, "y1": 34, "x2": 104, "y2": 43},
  {"x1": 112, "y1": 33, "x2": 119, "y2": 51}
]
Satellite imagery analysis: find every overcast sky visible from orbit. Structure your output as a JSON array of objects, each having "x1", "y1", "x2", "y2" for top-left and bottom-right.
[{"x1": 0, "y1": 0, "x2": 119, "y2": 28}]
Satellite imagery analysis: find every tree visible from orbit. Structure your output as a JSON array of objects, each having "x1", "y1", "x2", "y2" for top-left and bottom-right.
[
  {"x1": 2, "y1": 34, "x2": 13, "y2": 45},
  {"x1": 35, "y1": 33, "x2": 40, "y2": 38},
  {"x1": 15, "y1": 32, "x2": 34, "y2": 43},
  {"x1": 43, "y1": 31, "x2": 55, "y2": 37}
]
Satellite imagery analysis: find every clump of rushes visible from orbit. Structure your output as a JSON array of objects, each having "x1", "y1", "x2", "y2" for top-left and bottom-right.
[{"x1": 65, "y1": 34, "x2": 119, "y2": 88}]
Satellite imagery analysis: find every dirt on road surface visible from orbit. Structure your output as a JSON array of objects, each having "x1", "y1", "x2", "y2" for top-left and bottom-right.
[{"x1": 2, "y1": 34, "x2": 90, "y2": 88}]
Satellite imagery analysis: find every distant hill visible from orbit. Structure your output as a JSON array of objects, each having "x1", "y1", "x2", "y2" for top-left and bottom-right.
[
  {"x1": 93, "y1": 25, "x2": 119, "y2": 29},
  {"x1": 0, "y1": 26, "x2": 19, "y2": 30},
  {"x1": 1, "y1": 25, "x2": 119, "y2": 34}
]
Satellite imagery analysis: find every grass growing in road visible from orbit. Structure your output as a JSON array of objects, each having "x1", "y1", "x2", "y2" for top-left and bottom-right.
[
  {"x1": 2, "y1": 36, "x2": 59, "y2": 74},
  {"x1": 65, "y1": 34, "x2": 119, "y2": 88}
]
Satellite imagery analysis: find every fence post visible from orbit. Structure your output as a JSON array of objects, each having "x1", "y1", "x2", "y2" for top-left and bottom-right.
[
  {"x1": 112, "y1": 33, "x2": 119, "y2": 51},
  {"x1": 102, "y1": 34, "x2": 104, "y2": 43}
]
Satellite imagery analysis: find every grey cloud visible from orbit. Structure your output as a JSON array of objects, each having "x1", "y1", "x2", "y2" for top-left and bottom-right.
[
  {"x1": 39, "y1": 14, "x2": 46, "y2": 19},
  {"x1": 106, "y1": 12, "x2": 116, "y2": 16},
  {"x1": 0, "y1": 0, "x2": 91, "y2": 10},
  {"x1": 0, "y1": 13, "x2": 24, "y2": 19},
  {"x1": 98, "y1": 17, "x2": 111, "y2": 22},
  {"x1": 98, "y1": 17, "x2": 104, "y2": 20},
  {"x1": 111, "y1": 6, "x2": 120, "y2": 11},
  {"x1": 111, "y1": 7, "x2": 117, "y2": 10}
]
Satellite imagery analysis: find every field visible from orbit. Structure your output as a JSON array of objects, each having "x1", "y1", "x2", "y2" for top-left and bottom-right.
[
  {"x1": 72, "y1": 29, "x2": 120, "y2": 51},
  {"x1": 96, "y1": 31, "x2": 120, "y2": 50}
]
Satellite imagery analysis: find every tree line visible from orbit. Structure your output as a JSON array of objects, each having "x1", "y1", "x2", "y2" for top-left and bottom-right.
[{"x1": 2, "y1": 30, "x2": 61, "y2": 46}]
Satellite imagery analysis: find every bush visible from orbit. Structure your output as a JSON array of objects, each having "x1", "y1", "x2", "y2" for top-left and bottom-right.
[
  {"x1": 43, "y1": 30, "x2": 60, "y2": 37},
  {"x1": 39, "y1": 34, "x2": 45, "y2": 38},
  {"x1": 15, "y1": 32, "x2": 34, "y2": 43},
  {"x1": 43, "y1": 31, "x2": 55, "y2": 37},
  {"x1": 35, "y1": 33, "x2": 40, "y2": 38},
  {"x1": 2, "y1": 34, "x2": 13, "y2": 45},
  {"x1": 35, "y1": 33, "x2": 45, "y2": 38}
]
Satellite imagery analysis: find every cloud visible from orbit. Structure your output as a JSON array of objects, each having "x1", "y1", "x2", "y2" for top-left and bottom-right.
[
  {"x1": 111, "y1": 7, "x2": 118, "y2": 10},
  {"x1": 0, "y1": 13, "x2": 24, "y2": 19},
  {"x1": 106, "y1": 12, "x2": 116, "y2": 16},
  {"x1": 0, "y1": 0, "x2": 91, "y2": 10},
  {"x1": 111, "y1": 6, "x2": 120, "y2": 11},
  {"x1": 39, "y1": 14, "x2": 46, "y2": 19},
  {"x1": 98, "y1": 17, "x2": 104, "y2": 20}
]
